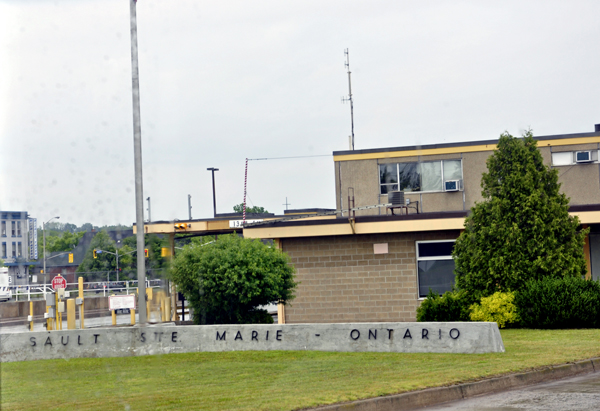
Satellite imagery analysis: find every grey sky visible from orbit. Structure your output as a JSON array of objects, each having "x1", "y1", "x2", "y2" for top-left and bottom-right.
[{"x1": 1, "y1": 0, "x2": 599, "y2": 226}]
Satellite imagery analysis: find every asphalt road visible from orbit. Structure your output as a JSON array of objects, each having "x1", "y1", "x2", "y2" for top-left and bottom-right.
[{"x1": 421, "y1": 371, "x2": 600, "y2": 411}]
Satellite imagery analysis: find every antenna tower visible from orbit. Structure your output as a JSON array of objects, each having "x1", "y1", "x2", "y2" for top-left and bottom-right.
[{"x1": 341, "y1": 48, "x2": 355, "y2": 150}]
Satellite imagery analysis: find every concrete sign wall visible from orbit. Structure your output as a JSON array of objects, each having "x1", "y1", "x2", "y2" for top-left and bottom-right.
[{"x1": 1, "y1": 322, "x2": 505, "y2": 363}]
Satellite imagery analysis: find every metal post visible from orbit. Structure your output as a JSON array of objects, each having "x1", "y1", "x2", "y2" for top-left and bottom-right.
[
  {"x1": 130, "y1": 0, "x2": 146, "y2": 324},
  {"x1": 207, "y1": 168, "x2": 219, "y2": 217},
  {"x1": 42, "y1": 216, "x2": 59, "y2": 299},
  {"x1": 146, "y1": 197, "x2": 151, "y2": 222},
  {"x1": 116, "y1": 250, "x2": 119, "y2": 283},
  {"x1": 188, "y1": 194, "x2": 192, "y2": 220}
]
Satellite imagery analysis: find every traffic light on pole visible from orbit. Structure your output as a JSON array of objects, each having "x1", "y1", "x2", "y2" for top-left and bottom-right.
[
  {"x1": 93, "y1": 249, "x2": 97, "y2": 259},
  {"x1": 144, "y1": 248, "x2": 149, "y2": 258},
  {"x1": 68, "y1": 253, "x2": 74, "y2": 263}
]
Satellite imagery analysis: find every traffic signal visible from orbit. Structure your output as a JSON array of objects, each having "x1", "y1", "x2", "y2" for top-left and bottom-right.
[
  {"x1": 68, "y1": 253, "x2": 74, "y2": 263},
  {"x1": 144, "y1": 248, "x2": 149, "y2": 258},
  {"x1": 174, "y1": 223, "x2": 189, "y2": 230},
  {"x1": 161, "y1": 247, "x2": 171, "y2": 257},
  {"x1": 93, "y1": 249, "x2": 97, "y2": 259}
]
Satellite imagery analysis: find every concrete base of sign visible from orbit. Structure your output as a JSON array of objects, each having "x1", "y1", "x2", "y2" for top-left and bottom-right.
[{"x1": 1, "y1": 322, "x2": 504, "y2": 363}]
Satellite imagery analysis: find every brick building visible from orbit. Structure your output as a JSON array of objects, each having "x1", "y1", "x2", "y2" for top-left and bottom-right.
[{"x1": 244, "y1": 124, "x2": 600, "y2": 323}]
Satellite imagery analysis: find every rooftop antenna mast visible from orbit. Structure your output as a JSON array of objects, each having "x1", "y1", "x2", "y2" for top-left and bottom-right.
[{"x1": 341, "y1": 48, "x2": 355, "y2": 150}]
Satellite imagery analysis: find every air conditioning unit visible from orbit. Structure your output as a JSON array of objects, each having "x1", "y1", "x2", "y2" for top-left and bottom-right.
[
  {"x1": 387, "y1": 191, "x2": 405, "y2": 206},
  {"x1": 574, "y1": 151, "x2": 598, "y2": 163},
  {"x1": 444, "y1": 180, "x2": 463, "y2": 192}
]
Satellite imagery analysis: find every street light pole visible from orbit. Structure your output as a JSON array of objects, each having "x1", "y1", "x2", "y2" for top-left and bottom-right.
[
  {"x1": 207, "y1": 167, "x2": 219, "y2": 217},
  {"x1": 130, "y1": 0, "x2": 146, "y2": 324},
  {"x1": 42, "y1": 216, "x2": 59, "y2": 298}
]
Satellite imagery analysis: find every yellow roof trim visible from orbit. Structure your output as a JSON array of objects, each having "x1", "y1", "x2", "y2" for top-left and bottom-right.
[{"x1": 333, "y1": 135, "x2": 600, "y2": 162}]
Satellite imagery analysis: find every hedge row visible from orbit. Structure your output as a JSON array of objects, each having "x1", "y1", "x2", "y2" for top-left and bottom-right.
[{"x1": 417, "y1": 276, "x2": 600, "y2": 329}]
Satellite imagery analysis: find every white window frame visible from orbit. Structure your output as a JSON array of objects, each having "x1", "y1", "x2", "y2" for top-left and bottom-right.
[
  {"x1": 416, "y1": 239, "x2": 456, "y2": 299},
  {"x1": 380, "y1": 160, "x2": 463, "y2": 195}
]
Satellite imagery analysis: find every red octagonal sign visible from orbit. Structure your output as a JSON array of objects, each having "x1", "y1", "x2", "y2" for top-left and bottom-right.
[{"x1": 51, "y1": 275, "x2": 67, "y2": 290}]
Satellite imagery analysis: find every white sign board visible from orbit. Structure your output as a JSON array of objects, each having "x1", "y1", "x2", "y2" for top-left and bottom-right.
[
  {"x1": 109, "y1": 295, "x2": 136, "y2": 311},
  {"x1": 229, "y1": 219, "x2": 263, "y2": 228}
]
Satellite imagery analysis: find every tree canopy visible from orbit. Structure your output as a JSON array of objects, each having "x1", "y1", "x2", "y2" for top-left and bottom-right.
[
  {"x1": 453, "y1": 131, "x2": 588, "y2": 298},
  {"x1": 170, "y1": 234, "x2": 297, "y2": 324},
  {"x1": 233, "y1": 203, "x2": 269, "y2": 214}
]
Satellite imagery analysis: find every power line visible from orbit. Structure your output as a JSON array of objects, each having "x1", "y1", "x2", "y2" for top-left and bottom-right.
[{"x1": 247, "y1": 154, "x2": 332, "y2": 161}]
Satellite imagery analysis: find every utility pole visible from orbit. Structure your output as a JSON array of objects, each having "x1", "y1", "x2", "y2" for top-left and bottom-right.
[
  {"x1": 188, "y1": 194, "x2": 192, "y2": 220},
  {"x1": 129, "y1": 0, "x2": 146, "y2": 325},
  {"x1": 146, "y1": 197, "x2": 151, "y2": 222},
  {"x1": 341, "y1": 48, "x2": 355, "y2": 150},
  {"x1": 207, "y1": 167, "x2": 219, "y2": 217},
  {"x1": 283, "y1": 197, "x2": 291, "y2": 211}
]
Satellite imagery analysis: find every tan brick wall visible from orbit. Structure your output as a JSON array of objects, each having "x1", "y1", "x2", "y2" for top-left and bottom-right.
[{"x1": 282, "y1": 230, "x2": 460, "y2": 323}]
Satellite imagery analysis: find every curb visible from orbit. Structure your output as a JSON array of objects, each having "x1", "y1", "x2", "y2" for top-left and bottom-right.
[{"x1": 310, "y1": 357, "x2": 599, "y2": 411}]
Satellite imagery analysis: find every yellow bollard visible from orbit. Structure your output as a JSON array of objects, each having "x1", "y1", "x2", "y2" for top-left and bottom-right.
[
  {"x1": 131, "y1": 308, "x2": 136, "y2": 325},
  {"x1": 46, "y1": 305, "x2": 52, "y2": 331},
  {"x1": 112, "y1": 310, "x2": 117, "y2": 326},
  {"x1": 55, "y1": 293, "x2": 59, "y2": 330},
  {"x1": 29, "y1": 301, "x2": 34, "y2": 331},
  {"x1": 164, "y1": 295, "x2": 171, "y2": 323},
  {"x1": 67, "y1": 299, "x2": 76, "y2": 329},
  {"x1": 78, "y1": 277, "x2": 85, "y2": 329}
]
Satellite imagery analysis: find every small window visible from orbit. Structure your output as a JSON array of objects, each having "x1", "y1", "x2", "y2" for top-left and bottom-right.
[
  {"x1": 1, "y1": 221, "x2": 5, "y2": 237},
  {"x1": 1, "y1": 243, "x2": 6, "y2": 258},
  {"x1": 17, "y1": 242, "x2": 22, "y2": 257},
  {"x1": 11, "y1": 242, "x2": 16, "y2": 257},
  {"x1": 16, "y1": 221, "x2": 21, "y2": 237},
  {"x1": 551, "y1": 152, "x2": 572, "y2": 166},
  {"x1": 11, "y1": 221, "x2": 15, "y2": 237},
  {"x1": 416, "y1": 240, "x2": 456, "y2": 298}
]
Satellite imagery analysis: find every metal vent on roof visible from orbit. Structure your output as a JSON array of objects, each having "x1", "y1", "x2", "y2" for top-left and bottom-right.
[{"x1": 388, "y1": 191, "x2": 405, "y2": 206}]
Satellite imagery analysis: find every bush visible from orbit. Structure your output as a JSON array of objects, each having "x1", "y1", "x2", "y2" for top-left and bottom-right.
[
  {"x1": 169, "y1": 234, "x2": 297, "y2": 325},
  {"x1": 469, "y1": 291, "x2": 519, "y2": 328},
  {"x1": 515, "y1": 276, "x2": 600, "y2": 329},
  {"x1": 416, "y1": 290, "x2": 473, "y2": 322}
]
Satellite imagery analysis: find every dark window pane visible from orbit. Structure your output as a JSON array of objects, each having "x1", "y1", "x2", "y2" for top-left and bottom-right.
[
  {"x1": 380, "y1": 184, "x2": 398, "y2": 194},
  {"x1": 398, "y1": 163, "x2": 420, "y2": 192},
  {"x1": 418, "y1": 242, "x2": 454, "y2": 257},
  {"x1": 379, "y1": 164, "x2": 398, "y2": 185},
  {"x1": 418, "y1": 260, "x2": 455, "y2": 298}
]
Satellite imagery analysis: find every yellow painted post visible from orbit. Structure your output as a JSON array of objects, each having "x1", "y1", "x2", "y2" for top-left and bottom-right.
[
  {"x1": 29, "y1": 301, "x2": 34, "y2": 331},
  {"x1": 55, "y1": 293, "x2": 59, "y2": 330},
  {"x1": 165, "y1": 295, "x2": 171, "y2": 323},
  {"x1": 112, "y1": 310, "x2": 117, "y2": 326},
  {"x1": 131, "y1": 308, "x2": 136, "y2": 325},
  {"x1": 78, "y1": 277, "x2": 85, "y2": 329},
  {"x1": 67, "y1": 299, "x2": 76, "y2": 329},
  {"x1": 46, "y1": 305, "x2": 52, "y2": 331}
]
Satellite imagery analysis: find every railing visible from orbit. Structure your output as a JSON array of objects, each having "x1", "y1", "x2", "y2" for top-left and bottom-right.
[{"x1": 5, "y1": 280, "x2": 165, "y2": 302}]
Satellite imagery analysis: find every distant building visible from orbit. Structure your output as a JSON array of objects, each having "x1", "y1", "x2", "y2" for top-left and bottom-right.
[{"x1": 0, "y1": 211, "x2": 35, "y2": 285}]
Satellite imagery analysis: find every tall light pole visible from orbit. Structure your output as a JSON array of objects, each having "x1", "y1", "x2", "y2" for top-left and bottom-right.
[
  {"x1": 130, "y1": 0, "x2": 146, "y2": 324},
  {"x1": 42, "y1": 216, "x2": 60, "y2": 298},
  {"x1": 207, "y1": 167, "x2": 219, "y2": 217}
]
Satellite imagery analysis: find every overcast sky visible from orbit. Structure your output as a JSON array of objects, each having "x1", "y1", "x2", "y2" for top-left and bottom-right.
[{"x1": 1, "y1": 0, "x2": 599, "y2": 227}]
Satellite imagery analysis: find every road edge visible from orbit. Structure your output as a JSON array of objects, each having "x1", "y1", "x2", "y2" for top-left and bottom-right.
[{"x1": 309, "y1": 357, "x2": 599, "y2": 411}]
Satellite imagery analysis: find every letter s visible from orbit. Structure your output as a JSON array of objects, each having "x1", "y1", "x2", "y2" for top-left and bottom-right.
[{"x1": 30, "y1": 337, "x2": 36, "y2": 347}]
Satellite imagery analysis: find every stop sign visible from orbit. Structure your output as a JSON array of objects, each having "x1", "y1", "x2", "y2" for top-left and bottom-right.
[{"x1": 51, "y1": 275, "x2": 67, "y2": 290}]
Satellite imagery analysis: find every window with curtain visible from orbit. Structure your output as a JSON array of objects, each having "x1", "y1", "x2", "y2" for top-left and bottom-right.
[{"x1": 379, "y1": 160, "x2": 462, "y2": 194}]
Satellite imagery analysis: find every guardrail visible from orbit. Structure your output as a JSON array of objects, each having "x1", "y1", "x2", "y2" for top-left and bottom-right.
[{"x1": 5, "y1": 280, "x2": 164, "y2": 302}]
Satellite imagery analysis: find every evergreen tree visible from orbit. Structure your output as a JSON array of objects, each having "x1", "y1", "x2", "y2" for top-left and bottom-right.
[{"x1": 453, "y1": 131, "x2": 588, "y2": 298}]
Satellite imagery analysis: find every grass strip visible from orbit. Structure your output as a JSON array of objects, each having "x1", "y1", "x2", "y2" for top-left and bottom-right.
[{"x1": 2, "y1": 329, "x2": 600, "y2": 411}]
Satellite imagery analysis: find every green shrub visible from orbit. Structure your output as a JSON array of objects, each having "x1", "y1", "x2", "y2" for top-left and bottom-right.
[
  {"x1": 469, "y1": 291, "x2": 519, "y2": 328},
  {"x1": 515, "y1": 276, "x2": 600, "y2": 329},
  {"x1": 416, "y1": 290, "x2": 473, "y2": 322}
]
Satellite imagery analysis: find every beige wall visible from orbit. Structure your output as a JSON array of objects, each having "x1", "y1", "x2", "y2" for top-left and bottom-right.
[
  {"x1": 282, "y1": 231, "x2": 460, "y2": 323},
  {"x1": 335, "y1": 142, "x2": 600, "y2": 214}
]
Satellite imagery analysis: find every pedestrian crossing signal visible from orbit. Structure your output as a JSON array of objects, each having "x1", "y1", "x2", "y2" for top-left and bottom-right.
[
  {"x1": 93, "y1": 249, "x2": 97, "y2": 259},
  {"x1": 144, "y1": 248, "x2": 149, "y2": 258}
]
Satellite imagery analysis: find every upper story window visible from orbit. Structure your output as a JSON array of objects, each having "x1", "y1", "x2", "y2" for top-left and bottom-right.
[
  {"x1": 17, "y1": 242, "x2": 22, "y2": 257},
  {"x1": 552, "y1": 150, "x2": 599, "y2": 166},
  {"x1": 11, "y1": 242, "x2": 16, "y2": 257},
  {"x1": 16, "y1": 221, "x2": 21, "y2": 237},
  {"x1": 11, "y1": 221, "x2": 15, "y2": 237},
  {"x1": 1, "y1": 243, "x2": 6, "y2": 258},
  {"x1": 1, "y1": 221, "x2": 5, "y2": 237},
  {"x1": 379, "y1": 160, "x2": 462, "y2": 194}
]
